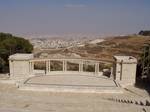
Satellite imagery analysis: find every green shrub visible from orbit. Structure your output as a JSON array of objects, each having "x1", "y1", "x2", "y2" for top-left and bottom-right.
[{"x1": 0, "y1": 32, "x2": 33, "y2": 73}]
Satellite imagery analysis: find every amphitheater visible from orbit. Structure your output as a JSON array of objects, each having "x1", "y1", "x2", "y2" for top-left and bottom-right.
[
  {"x1": 1, "y1": 53, "x2": 150, "y2": 112},
  {"x1": 7, "y1": 53, "x2": 137, "y2": 93}
]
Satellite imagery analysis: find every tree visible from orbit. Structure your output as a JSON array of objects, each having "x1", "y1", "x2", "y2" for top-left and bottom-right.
[
  {"x1": 0, "y1": 32, "x2": 33, "y2": 73},
  {"x1": 0, "y1": 57, "x2": 5, "y2": 73},
  {"x1": 139, "y1": 30, "x2": 150, "y2": 36}
]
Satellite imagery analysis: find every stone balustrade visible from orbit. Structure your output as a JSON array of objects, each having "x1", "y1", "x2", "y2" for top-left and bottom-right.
[{"x1": 28, "y1": 58, "x2": 112, "y2": 76}]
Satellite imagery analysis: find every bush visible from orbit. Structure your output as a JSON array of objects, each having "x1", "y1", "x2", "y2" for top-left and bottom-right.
[
  {"x1": 139, "y1": 30, "x2": 150, "y2": 36},
  {"x1": 0, "y1": 32, "x2": 33, "y2": 73}
]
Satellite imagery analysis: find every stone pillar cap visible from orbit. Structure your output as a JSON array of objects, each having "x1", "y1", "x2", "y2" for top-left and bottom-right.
[
  {"x1": 9, "y1": 53, "x2": 34, "y2": 61},
  {"x1": 114, "y1": 56, "x2": 137, "y2": 63}
]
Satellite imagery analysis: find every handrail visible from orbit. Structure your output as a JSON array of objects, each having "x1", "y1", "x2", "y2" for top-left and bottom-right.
[{"x1": 30, "y1": 58, "x2": 114, "y2": 63}]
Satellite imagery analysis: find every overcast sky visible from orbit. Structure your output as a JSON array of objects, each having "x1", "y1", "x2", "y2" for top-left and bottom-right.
[{"x1": 0, "y1": 0, "x2": 150, "y2": 36}]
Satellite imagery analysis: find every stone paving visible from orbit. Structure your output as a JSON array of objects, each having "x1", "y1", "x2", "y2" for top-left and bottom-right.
[
  {"x1": 20, "y1": 74, "x2": 121, "y2": 93},
  {"x1": 0, "y1": 83, "x2": 150, "y2": 112},
  {"x1": 25, "y1": 74, "x2": 117, "y2": 87},
  {"x1": 0, "y1": 73, "x2": 150, "y2": 112}
]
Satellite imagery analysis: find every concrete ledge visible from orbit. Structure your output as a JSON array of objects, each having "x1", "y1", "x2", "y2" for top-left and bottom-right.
[
  {"x1": 19, "y1": 84, "x2": 123, "y2": 94},
  {"x1": 0, "y1": 79, "x2": 16, "y2": 84}
]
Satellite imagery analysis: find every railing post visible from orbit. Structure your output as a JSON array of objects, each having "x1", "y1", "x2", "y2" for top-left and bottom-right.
[
  {"x1": 32, "y1": 61, "x2": 34, "y2": 73},
  {"x1": 48, "y1": 60, "x2": 51, "y2": 73},
  {"x1": 46, "y1": 61, "x2": 49, "y2": 75},
  {"x1": 110, "y1": 67, "x2": 113, "y2": 78},
  {"x1": 79, "y1": 60, "x2": 83, "y2": 72},
  {"x1": 95, "y1": 62, "x2": 99, "y2": 75},
  {"x1": 29, "y1": 61, "x2": 34, "y2": 75},
  {"x1": 63, "y1": 60, "x2": 67, "y2": 71},
  {"x1": 29, "y1": 61, "x2": 31, "y2": 74}
]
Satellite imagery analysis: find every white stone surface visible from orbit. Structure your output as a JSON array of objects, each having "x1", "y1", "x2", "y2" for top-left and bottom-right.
[
  {"x1": 114, "y1": 56, "x2": 137, "y2": 63},
  {"x1": 0, "y1": 83, "x2": 150, "y2": 112},
  {"x1": 20, "y1": 74, "x2": 122, "y2": 93},
  {"x1": 9, "y1": 54, "x2": 34, "y2": 80},
  {"x1": 114, "y1": 56, "x2": 137, "y2": 87},
  {"x1": 9, "y1": 53, "x2": 33, "y2": 60},
  {"x1": 25, "y1": 74, "x2": 117, "y2": 87}
]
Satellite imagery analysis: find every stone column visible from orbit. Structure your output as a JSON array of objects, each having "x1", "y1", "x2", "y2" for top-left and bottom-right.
[
  {"x1": 79, "y1": 60, "x2": 83, "y2": 72},
  {"x1": 48, "y1": 60, "x2": 51, "y2": 72},
  {"x1": 95, "y1": 63, "x2": 99, "y2": 75},
  {"x1": 46, "y1": 61, "x2": 49, "y2": 75},
  {"x1": 9, "y1": 60, "x2": 13, "y2": 77},
  {"x1": 32, "y1": 62, "x2": 34, "y2": 73},
  {"x1": 63, "y1": 60, "x2": 67, "y2": 71},
  {"x1": 115, "y1": 62, "x2": 121, "y2": 81},
  {"x1": 97, "y1": 63, "x2": 99, "y2": 73},
  {"x1": 29, "y1": 61, "x2": 34, "y2": 75},
  {"x1": 110, "y1": 67, "x2": 113, "y2": 78}
]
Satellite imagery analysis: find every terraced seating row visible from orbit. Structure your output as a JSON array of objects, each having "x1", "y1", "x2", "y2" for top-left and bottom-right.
[{"x1": 105, "y1": 97, "x2": 150, "y2": 106}]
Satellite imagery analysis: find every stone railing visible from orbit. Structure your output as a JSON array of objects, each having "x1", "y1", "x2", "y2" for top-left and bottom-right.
[{"x1": 29, "y1": 58, "x2": 113, "y2": 76}]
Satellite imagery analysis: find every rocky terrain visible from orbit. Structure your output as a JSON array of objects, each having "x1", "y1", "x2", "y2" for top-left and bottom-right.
[{"x1": 31, "y1": 35, "x2": 150, "y2": 61}]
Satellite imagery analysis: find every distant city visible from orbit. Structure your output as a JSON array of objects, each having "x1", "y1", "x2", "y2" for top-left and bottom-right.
[
  {"x1": 29, "y1": 37, "x2": 105, "y2": 49},
  {"x1": 26, "y1": 33, "x2": 106, "y2": 49}
]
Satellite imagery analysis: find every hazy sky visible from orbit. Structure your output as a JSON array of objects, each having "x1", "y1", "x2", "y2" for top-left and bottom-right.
[{"x1": 0, "y1": 0, "x2": 150, "y2": 36}]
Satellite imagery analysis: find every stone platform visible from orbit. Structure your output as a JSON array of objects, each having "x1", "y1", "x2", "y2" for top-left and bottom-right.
[{"x1": 19, "y1": 74, "x2": 123, "y2": 93}]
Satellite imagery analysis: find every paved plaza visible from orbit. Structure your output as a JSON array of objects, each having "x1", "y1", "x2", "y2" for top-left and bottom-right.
[
  {"x1": 26, "y1": 74, "x2": 117, "y2": 87},
  {"x1": 21, "y1": 74, "x2": 121, "y2": 93},
  {"x1": 0, "y1": 83, "x2": 150, "y2": 112}
]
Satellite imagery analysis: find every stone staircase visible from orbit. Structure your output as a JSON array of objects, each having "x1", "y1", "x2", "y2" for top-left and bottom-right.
[{"x1": 105, "y1": 97, "x2": 150, "y2": 107}]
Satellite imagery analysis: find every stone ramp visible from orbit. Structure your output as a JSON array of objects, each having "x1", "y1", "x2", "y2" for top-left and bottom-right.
[{"x1": 19, "y1": 74, "x2": 122, "y2": 93}]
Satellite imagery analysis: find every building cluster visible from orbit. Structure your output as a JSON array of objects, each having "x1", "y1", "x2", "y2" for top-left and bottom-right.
[{"x1": 29, "y1": 38, "x2": 86, "y2": 49}]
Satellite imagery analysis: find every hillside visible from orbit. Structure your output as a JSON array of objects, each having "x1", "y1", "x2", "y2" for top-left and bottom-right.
[
  {"x1": 67, "y1": 35, "x2": 150, "y2": 61},
  {"x1": 34, "y1": 35, "x2": 150, "y2": 61}
]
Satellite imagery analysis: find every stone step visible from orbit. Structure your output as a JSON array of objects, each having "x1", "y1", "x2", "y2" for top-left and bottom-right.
[
  {"x1": 105, "y1": 97, "x2": 150, "y2": 107},
  {"x1": 19, "y1": 83, "x2": 123, "y2": 94}
]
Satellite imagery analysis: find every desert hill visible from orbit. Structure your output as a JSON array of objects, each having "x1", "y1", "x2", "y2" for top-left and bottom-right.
[
  {"x1": 34, "y1": 35, "x2": 150, "y2": 61},
  {"x1": 66, "y1": 35, "x2": 150, "y2": 61}
]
